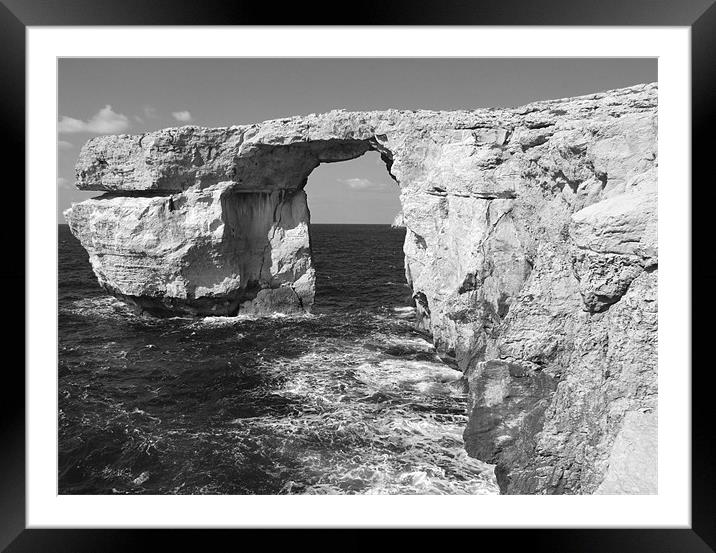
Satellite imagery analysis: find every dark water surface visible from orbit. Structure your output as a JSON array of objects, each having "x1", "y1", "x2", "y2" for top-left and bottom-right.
[{"x1": 58, "y1": 223, "x2": 497, "y2": 495}]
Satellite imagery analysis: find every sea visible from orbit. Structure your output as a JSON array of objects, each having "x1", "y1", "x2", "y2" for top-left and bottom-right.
[{"x1": 58, "y1": 223, "x2": 497, "y2": 495}]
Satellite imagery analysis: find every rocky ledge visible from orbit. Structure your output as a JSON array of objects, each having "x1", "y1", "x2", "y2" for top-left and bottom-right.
[{"x1": 65, "y1": 83, "x2": 658, "y2": 495}]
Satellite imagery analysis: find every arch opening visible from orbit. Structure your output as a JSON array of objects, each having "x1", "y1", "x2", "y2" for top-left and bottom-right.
[
  {"x1": 302, "y1": 150, "x2": 411, "y2": 315},
  {"x1": 213, "y1": 142, "x2": 412, "y2": 318}
]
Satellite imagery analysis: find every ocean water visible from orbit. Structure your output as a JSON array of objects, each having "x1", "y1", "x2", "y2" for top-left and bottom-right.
[{"x1": 58, "y1": 223, "x2": 497, "y2": 495}]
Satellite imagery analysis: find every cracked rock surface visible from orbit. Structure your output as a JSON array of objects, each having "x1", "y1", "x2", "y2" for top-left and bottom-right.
[{"x1": 65, "y1": 83, "x2": 658, "y2": 494}]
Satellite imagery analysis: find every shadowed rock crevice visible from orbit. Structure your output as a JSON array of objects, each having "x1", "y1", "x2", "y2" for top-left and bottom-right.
[
  {"x1": 64, "y1": 83, "x2": 658, "y2": 495},
  {"x1": 463, "y1": 359, "x2": 558, "y2": 493}
]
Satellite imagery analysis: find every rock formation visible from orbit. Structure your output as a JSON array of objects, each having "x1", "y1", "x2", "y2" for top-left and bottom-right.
[{"x1": 65, "y1": 83, "x2": 658, "y2": 495}]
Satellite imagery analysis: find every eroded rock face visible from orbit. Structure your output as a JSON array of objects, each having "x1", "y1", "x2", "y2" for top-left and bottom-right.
[
  {"x1": 65, "y1": 83, "x2": 658, "y2": 494},
  {"x1": 67, "y1": 186, "x2": 314, "y2": 315}
]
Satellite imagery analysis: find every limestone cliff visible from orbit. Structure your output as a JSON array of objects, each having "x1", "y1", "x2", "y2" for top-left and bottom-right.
[{"x1": 65, "y1": 83, "x2": 658, "y2": 495}]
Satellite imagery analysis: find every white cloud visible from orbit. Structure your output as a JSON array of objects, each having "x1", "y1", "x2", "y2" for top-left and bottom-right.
[
  {"x1": 58, "y1": 140, "x2": 74, "y2": 150},
  {"x1": 339, "y1": 177, "x2": 383, "y2": 190},
  {"x1": 143, "y1": 105, "x2": 158, "y2": 119},
  {"x1": 172, "y1": 110, "x2": 193, "y2": 123},
  {"x1": 338, "y1": 178, "x2": 392, "y2": 190},
  {"x1": 57, "y1": 177, "x2": 71, "y2": 189},
  {"x1": 58, "y1": 105, "x2": 130, "y2": 134}
]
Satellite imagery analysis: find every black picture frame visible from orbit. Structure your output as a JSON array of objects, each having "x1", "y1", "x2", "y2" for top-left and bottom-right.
[{"x1": 3, "y1": 1, "x2": 712, "y2": 550}]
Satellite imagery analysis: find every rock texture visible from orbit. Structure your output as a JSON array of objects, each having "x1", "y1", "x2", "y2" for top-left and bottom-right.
[{"x1": 65, "y1": 83, "x2": 658, "y2": 495}]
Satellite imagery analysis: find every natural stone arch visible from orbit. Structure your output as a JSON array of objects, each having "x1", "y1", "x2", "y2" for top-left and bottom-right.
[{"x1": 69, "y1": 131, "x2": 402, "y2": 319}]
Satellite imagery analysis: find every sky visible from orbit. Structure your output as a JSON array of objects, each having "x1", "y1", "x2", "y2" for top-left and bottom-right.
[{"x1": 58, "y1": 58, "x2": 657, "y2": 223}]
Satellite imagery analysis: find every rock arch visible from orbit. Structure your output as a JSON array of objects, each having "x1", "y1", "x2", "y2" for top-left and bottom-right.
[
  {"x1": 65, "y1": 83, "x2": 658, "y2": 494},
  {"x1": 69, "y1": 133, "x2": 400, "y2": 318}
]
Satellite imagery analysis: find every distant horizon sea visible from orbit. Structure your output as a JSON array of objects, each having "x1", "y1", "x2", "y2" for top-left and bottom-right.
[{"x1": 58, "y1": 223, "x2": 497, "y2": 495}]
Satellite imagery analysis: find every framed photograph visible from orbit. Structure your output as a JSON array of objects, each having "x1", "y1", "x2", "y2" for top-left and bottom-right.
[{"x1": 5, "y1": 0, "x2": 712, "y2": 550}]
